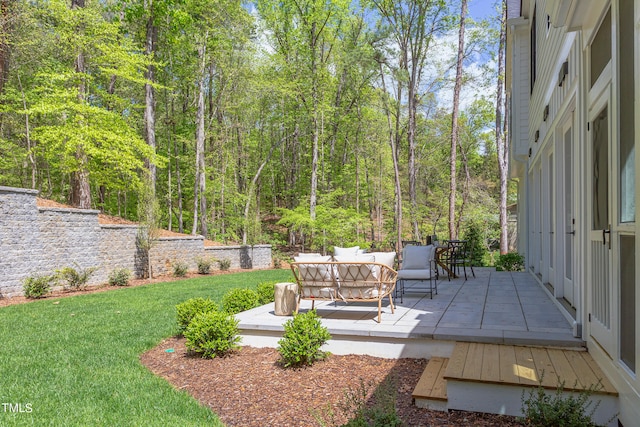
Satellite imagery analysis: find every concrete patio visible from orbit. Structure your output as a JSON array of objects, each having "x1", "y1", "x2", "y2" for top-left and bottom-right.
[{"x1": 237, "y1": 268, "x2": 584, "y2": 359}]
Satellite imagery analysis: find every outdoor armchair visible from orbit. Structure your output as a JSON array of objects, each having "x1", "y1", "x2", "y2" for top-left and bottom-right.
[{"x1": 396, "y1": 244, "x2": 438, "y2": 302}]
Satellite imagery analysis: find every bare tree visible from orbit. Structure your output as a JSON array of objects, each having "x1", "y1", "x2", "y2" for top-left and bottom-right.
[
  {"x1": 144, "y1": 0, "x2": 157, "y2": 192},
  {"x1": 371, "y1": 0, "x2": 447, "y2": 241},
  {"x1": 70, "y1": 0, "x2": 91, "y2": 209},
  {"x1": 378, "y1": 60, "x2": 403, "y2": 254},
  {"x1": 448, "y1": 0, "x2": 467, "y2": 240},
  {"x1": 192, "y1": 38, "x2": 208, "y2": 237},
  {"x1": 496, "y1": 0, "x2": 509, "y2": 254}
]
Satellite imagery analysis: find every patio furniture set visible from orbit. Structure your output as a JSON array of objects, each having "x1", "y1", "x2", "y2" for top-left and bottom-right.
[{"x1": 288, "y1": 242, "x2": 475, "y2": 322}]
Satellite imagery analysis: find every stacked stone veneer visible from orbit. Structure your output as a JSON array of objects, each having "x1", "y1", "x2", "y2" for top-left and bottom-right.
[{"x1": 0, "y1": 186, "x2": 272, "y2": 297}]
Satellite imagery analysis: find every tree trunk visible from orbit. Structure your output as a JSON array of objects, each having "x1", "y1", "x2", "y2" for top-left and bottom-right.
[
  {"x1": 309, "y1": 22, "x2": 319, "y2": 221},
  {"x1": 71, "y1": 0, "x2": 90, "y2": 209},
  {"x1": 379, "y1": 62, "x2": 402, "y2": 254},
  {"x1": 193, "y1": 40, "x2": 208, "y2": 237},
  {"x1": 448, "y1": 0, "x2": 467, "y2": 240},
  {"x1": 144, "y1": 1, "x2": 157, "y2": 192},
  {"x1": 0, "y1": 0, "x2": 13, "y2": 95},
  {"x1": 17, "y1": 75, "x2": 36, "y2": 189},
  {"x1": 496, "y1": 0, "x2": 509, "y2": 254},
  {"x1": 456, "y1": 142, "x2": 472, "y2": 235}
]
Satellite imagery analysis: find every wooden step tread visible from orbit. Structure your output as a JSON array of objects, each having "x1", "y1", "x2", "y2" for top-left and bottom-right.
[
  {"x1": 413, "y1": 357, "x2": 448, "y2": 401},
  {"x1": 444, "y1": 342, "x2": 617, "y2": 396}
]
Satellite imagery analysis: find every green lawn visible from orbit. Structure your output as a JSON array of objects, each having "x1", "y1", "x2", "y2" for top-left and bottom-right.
[{"x1": 0, "y1": 269, "x2": 291, "y2": 426}]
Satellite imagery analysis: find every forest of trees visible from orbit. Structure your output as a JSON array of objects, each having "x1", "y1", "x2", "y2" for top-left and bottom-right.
[{"x1": 0, "y1": 0, "x2": 512, "y2": 257}]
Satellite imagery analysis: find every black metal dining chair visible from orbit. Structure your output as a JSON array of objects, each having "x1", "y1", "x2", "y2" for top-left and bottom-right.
[{"x1": 445, "y1": 240, "x2": 475, "y2": 280}]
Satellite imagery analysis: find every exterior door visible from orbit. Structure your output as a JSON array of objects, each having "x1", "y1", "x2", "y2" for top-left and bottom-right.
[
  {"x1": 546, "y1": 150, "x2": 555, "y2": 287},
  {"x1": 589, "y1": 92, "x2": 614, "y2": 355},
  {"x1": 561, "y1": 117, "x2": 575, "y2": 306},
  {"x1": 529, "y1": 164, "x2": 542, "y2": 276}
]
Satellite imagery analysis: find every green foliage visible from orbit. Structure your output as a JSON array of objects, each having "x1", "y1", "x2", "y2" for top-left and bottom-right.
[
  {"x1": 173, "y1": 261, "x2": 189, "y2": 277},
  {"x1": 196, "y1": 257, "x2": 214, "y2": 274},
  {"x1": 313, "y1": 377, "x2": 402, "y2": 427},
  {"x1": 496, "y1": 252, "x2": 525, "y2": 271},
  {"x1": 222, "y1": 288, "x2": 259, "y2": 314},
  {"x1": 520, "y1": 379, "x2": 603, "y2": 427},
  {"x1": 339, "y1": 378, "x2": 402, "y2": 427},
  {"x1": 55, "y1": 265, "x2": 97, "y2": 290},
  {"x1": 272, "y1": 248, "x2": 286, "y2": 269},
  {"x1": 277, "y1": 191, "x2": 372, "y2": 252},
  {"x1": 184, "y1": 310, "x2": 241, "y2": 359},
  {"x1": 108, "y1": 268, "x2": 131, "y2": 286},
  {"x1": 22, "y1": 274, "x2": 55, "y2": 299},
  {"x1": 218, "y1": 258, "x2": 231, "y2": 271},
  {"x1": 462, "y1": 221, "x2": 488, "y2": 267},
  {"x1": 278, "y1": 309, "x2": 331, "y2": 368},
  {"x1": 255, "y1": 280, "x2": 276, "y2": 305},
  {"x1": 176, "y1": 297, "x2": 219, "y2": 334},
  {"x1": 1, "y1": 0, "x2": 512, "y2": 258}
]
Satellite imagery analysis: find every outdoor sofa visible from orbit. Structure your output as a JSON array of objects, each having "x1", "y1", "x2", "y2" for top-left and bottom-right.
[{"x1": 290, "y1": 248, "x2": 398, "y2": 323}]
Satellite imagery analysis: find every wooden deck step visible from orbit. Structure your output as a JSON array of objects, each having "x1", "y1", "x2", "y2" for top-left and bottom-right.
[
  {"x1": 444, "y1": 342, "x2": 617, "y2": 395},
  {"x1": 412, "y1": 357, "x2": 449, "y2": 411},
  {"x1": 442, "y1": 342, "x2": 619, "y2": 426}
]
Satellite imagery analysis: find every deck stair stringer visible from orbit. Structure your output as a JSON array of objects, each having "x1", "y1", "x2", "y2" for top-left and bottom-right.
[{"x1": 442, "y1": 342, "x2": 619, "y2": 427}]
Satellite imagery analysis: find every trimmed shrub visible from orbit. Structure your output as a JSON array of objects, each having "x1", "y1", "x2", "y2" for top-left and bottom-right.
[
  {"x1": 55, "y1": 265, "x2": 97, "y2": 290},
  {"x1": 255, "y1": 281, "x2": 276, "y2": 305},
  {"x1": 278, "y1": 309, "x2": 331, "y2": 368},
  {"x1": 175, "y1": 297, "x2": 218, "y2": 333},
  {"x1": 108, "y1": 268, "x2": 131, "y2": 286},
  {"x1": 172, "y1": 261, "x2": 189, "y2": 277},
  {"x1": 222, "y1": 288, "x2": 259, "y2": 314},
  {"x1": 218, "y1": 258, "x2": 231, "y2": 271},
  {"x1": 184, "y1": 310, "x2": 241, "y2": 359},
  {"x1": 496, "y1": 252, "x2": 525, "y2": 271},
  {"x1": 196, "y1": 257, "x2": 214, "y2": 275},
  {"x1": 23, "y1": 274, "x2": 55, "y2": 299}
]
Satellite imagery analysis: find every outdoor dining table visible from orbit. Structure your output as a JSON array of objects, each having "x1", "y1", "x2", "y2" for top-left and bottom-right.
[{"x1": 435, "y1": 244, "x2": 455, "y2": 278}]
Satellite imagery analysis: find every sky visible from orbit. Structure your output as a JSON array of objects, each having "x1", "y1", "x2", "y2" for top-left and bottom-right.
[{"x1": 468, "y1": 0, "x2": 502, "y2": 22}]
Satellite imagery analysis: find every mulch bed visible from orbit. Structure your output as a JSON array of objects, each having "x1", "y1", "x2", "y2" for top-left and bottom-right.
[{"x1": 141, "y1": 337, "x2": 525, "y2": 426}]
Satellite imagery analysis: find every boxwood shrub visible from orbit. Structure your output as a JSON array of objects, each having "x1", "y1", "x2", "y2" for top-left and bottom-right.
[
  {"x1": 278, "y1": 309, "x2": 331, "y2": 368},
  {"x1": 184, "y1": 311, "x2": 241, "y2": 359},
  {"x1": 222, "y1": 288, "x2": 259, "y2": 314},
  {"x1": 175, "y1": 297, "x2": 219, "y2": 333}
]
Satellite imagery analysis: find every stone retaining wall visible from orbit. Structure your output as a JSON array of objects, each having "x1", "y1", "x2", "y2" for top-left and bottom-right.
[{"x1": 0, "y1": 186, "x2": 272, "y2": 297}]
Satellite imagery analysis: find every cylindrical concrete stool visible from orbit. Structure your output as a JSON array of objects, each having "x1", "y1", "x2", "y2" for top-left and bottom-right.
[{"x1": 274, "y1": 282, "x2": 297, "y2": 316}]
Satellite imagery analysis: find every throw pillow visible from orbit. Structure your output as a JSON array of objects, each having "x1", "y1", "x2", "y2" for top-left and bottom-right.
[
  {"x1": 333, "y1": 246, "x2": 359, "y2": 257},
  {"x1": 401, "y1": 245, "x2": 430, "y2": 269},
  {"x1": 369, "y1": 252, "x2": 396, "y2": 268}
]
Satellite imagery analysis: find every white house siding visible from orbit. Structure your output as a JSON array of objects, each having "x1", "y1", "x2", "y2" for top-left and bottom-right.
[{"x1": 508, "y1": 1, "x2": 640, "y2": 425}]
